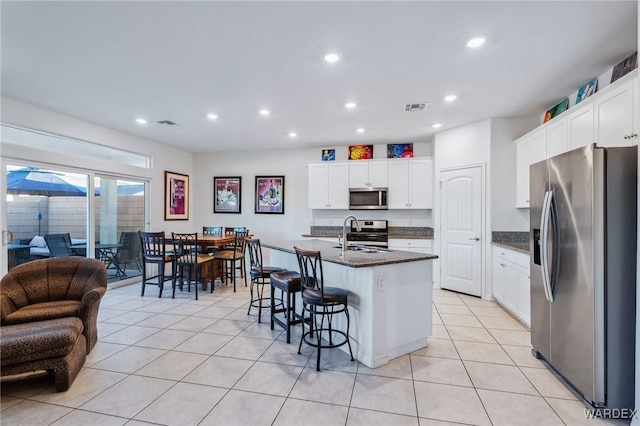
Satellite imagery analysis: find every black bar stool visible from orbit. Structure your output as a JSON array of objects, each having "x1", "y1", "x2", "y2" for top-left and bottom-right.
[
  {"x1": 245, "y1": 238, "x2": 285, "y2": 323},
  {"x1": 294, "y1": 246, "x2": 354, "y2": 371},
  {"x1": 270, "y1": 270, "x2": 308, "y2": 343}
]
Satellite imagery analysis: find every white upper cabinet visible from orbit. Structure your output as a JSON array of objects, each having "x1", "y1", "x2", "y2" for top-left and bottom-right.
[
  {"x1": 546, "y1": 118, "x2": 569, "y2": 158},
  {"x1": 308, "y1": 162, "x2": 349, "y2": 209},
  {"x1": 514, "y1": 72, "x2": 637, "y2": 208},
  {"x1": 349, "y1": 160, "x2": 388, "y2": 188},
  {"x1": 388, "y1": 158, "x2": 433, "y2": 209},
  {"x1": 594, "y1": 78, "x2": 638, "y2": 147},
  {"x1": 567, "y1": 103, "x2": 594, "y2": 150},
  {"x1": 516, "y1": 129, "x2": 545, "y2": 208}
]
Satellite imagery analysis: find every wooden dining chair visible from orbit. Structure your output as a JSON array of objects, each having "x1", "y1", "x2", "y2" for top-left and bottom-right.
[
  {"x1": 171, "y1": 233, "x2": 216, "y2": 299},
  {"x1": 215, "y1": 230, "x2": 248, "y2": 291},
  {"x1": 139, "y1": 231, "x2": 175, "y2": 297},
  {"x1": 203, "y1": 226, "x2": 223, "y2": 235}
]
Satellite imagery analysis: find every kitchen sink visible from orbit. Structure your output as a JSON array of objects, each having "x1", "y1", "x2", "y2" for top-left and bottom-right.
[{"x1": 332, "y1": 245, "x2": 391, "y2": 253}]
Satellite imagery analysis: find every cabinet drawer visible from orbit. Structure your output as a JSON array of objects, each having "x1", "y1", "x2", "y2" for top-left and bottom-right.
[
  {"x1": 494, "y1": 247, "x2": 530, "y2": 270},
  {"x1": 389, "y1": 239, "x2": 433, "y2": 251}
]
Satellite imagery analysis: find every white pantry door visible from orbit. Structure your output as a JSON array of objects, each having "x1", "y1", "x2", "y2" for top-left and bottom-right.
[{"x1": 440, "y1": 166, "x2": 483, "y2": 296}]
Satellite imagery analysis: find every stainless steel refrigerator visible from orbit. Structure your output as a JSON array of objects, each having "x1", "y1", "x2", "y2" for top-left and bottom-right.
[{"x1": 530, "y1": 143, "x2": 636, "y2": 410}]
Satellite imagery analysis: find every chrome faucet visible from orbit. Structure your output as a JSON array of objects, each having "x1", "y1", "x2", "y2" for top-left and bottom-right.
[{"x1": 341, "y1": 215, "x2": 361, "y2": 257}]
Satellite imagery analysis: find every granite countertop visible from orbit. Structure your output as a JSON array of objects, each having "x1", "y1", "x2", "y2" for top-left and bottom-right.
[
  {"x1": 302, "y1": 226, "x2": 434, "y2": 240},
  {"x1": 492, "y1": 241, "x2": 530, "y2": 255},
  {"x1": 262, "y1": 239, "x2": 438, "y2": 268}
]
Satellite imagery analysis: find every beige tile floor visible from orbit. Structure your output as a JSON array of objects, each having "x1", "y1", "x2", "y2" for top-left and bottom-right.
[{"x1": 1, "y1": 284, "x2": 620, "y2": 426}]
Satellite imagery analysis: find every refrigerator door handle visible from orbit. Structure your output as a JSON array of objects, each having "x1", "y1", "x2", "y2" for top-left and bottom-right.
[{"x1": 540, "y1": 190, "x2": 554, "y2": 302}]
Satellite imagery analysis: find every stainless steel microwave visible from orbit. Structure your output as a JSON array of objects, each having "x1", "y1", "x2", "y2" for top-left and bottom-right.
[{"x1": 349, "y1": 188, "x2": 388, "y2": 210}]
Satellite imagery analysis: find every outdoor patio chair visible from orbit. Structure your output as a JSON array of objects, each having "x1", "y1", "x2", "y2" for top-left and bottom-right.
[
  {"x1": 44, "y1": 234, "x2": 81, "y2": 257},
  {"x1": 113, "y1": 231, "x2": 142, "y2": 279}
]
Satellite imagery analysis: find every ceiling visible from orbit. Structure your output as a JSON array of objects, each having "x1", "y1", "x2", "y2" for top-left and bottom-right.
[{"x1": 1, "y1": 1, "x2": 637, "y2": 153}]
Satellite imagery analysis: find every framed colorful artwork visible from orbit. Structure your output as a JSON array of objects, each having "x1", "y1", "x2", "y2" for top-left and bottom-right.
[
  {"x1": 348, "y1": 145, "x2": 373, "y2": 160},
  {"x1": 387, "y1": 143, "x2": 414, "y2": 158},
  {"x1": 543, "y1": 98, "x2": 569, "y2": 123},
  {"x1": 610, "y1": 51, "x2": 637, "y2": 84},
  {"x1": 322, "y1": 149, "x2": 335, "y2": 161},
  {"x1": 575, "y1": 78, "x2": 597, "y2": 105},
  {"x1": 255, "y1": 176, "x2": 285, "y2": 214},
  {"x1": 214, "y1": 176, "x2": 241, "y2": 213},
  {"x1": 164, "y1": 171, "x2": 189, "y2": 220}
]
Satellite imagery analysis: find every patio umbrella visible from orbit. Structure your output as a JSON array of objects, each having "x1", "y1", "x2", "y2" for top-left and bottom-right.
[{"x1": 6, "y1": 168, "x2": 86, "y2": 197}]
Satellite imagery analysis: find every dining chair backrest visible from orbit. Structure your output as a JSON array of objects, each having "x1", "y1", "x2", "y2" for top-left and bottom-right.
[
  {"x1": 224, "y1": 227, "x2": 247, "y2": 235},
  {"x1": 139, "y1": 231, "x2": 167, "y2": 261},
  {"x1": 233, "y1": 230, "x2": 249, "y2": 254},
  {"x1": 245, "y1": 238, "x2": 263, "y2": 272},
  {"x1": 294, "y1": 246, "x2": 324, "y2": 298},
  {"x1": 44, "y1": 233, "x2": 73, "y2": 257},
  {"x1": 171, "y1": 233, "x2": 199, "y2": 265},
  {"x1": 203, "y1": 226, "x2": 223, "y2": 235}
]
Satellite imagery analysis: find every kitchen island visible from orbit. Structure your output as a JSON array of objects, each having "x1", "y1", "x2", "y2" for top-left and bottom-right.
[{"x1": 262, "y1": 239, "x2": 438, "y2": 368}]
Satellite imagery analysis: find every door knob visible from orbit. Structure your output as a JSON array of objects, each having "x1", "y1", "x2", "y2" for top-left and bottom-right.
[{"x1": 468, "y1": 237, "x2": 480, "y2": 241}]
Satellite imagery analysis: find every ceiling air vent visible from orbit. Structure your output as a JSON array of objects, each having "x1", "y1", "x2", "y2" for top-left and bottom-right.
[
  {"x1": 156, "y1": 120, "x2": 178, "y2": 126},
  {"x1": 404, "y1": 103, "x2": 428, "y2": 112}
]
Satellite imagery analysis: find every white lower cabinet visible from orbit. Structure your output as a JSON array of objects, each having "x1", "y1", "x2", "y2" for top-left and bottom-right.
[
  {"x1": 388, "y1": 239, "x2": 433, "y2": 254},
  {"x1": 492, "y1": 246, "x2": 530, "y2": 327}
]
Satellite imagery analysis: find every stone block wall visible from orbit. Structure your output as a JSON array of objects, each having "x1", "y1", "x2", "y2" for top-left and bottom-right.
[{"x1": 8, "y1": 195, "x2": 144, "y2": 242}]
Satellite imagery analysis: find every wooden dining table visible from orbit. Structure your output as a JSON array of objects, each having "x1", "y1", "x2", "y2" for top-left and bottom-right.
[{"x1": 164, "y1": 233, "x2": 246, "y2": 291}]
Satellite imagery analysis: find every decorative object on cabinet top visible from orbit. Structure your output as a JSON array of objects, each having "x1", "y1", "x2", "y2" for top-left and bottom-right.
[
  {"x1": 575, "y1": 78, "x2": 597, "y2": 105},
  {"x1": 543, "y1": 98, "x2": 569, "y2": 123},
  {"x1": 321, "y1": 149, "x2": 335, "y2": 161},
  {"x1": 387, "y1": 143, "x2": 413, "y2": 158},
  {"x1": 304, "y1": 226, "x2": 433, "y2": 239},
  {"x1": 492, "y1": 231, "x2": 529, "y2": 254},
  {"x1": 348, "y1": 145, "x2": 373, "y2": 160},
  {"x1": 611, "y1": 51, "x2": 637, "y2": 84}
]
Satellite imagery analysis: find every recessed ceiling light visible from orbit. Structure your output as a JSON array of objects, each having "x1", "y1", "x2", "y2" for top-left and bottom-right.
[
  {"x1": 466, "y1": 36, "x2": 486, "y2": 48},
  {"x1": 356, "y1": 128, "x2": 365, "y2": 133},
  {"x1": 345, "y1": 102, "x2": 357, "y2": 109},
  {"x1": 324, "y1": 53, "x2": 340, "y2": 63},
  {"x1": 444, "y1": 95, "x2": 457, "y2": 102},
  {"x1": 135, "y1": 118, "x2": 147, "y2": 124},
  {"x1": 432, "y1": 123, "x2": 442, "y2": 129},
  {"x1": 288, "y1": 132, "x2": 297, "y2": 138},
  {"x1": 207, "y1": 113, "x2": 218, "y2": 120},
  {"x1": 259, "y1": 109, "x2": 270, "y2": 116}
]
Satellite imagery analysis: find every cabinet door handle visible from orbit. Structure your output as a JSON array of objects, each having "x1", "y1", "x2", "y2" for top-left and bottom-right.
[
  {"x1": 500, "y1": 263, "x2": 506, "y2": 267},
  {"x1": 468, "y1": 237, "x2": 480, "y2": 241}
]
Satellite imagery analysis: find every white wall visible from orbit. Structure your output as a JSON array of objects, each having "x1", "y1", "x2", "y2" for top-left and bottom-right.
[
  {"x1": 433, "y1": 117, "x2": 538, "y2": 297},
  {"x1": 192, "y1": 142, "x2": 433, "y2": 241},
  {"x1": 490, "y1": 117, "x2": 539, "y2": 231},
  {"x1": 435, "y1": 120, "x2": 491, "y2": 170},
  {"x1": 0, "y1": 96, "x2": 194, "y2": 234}
]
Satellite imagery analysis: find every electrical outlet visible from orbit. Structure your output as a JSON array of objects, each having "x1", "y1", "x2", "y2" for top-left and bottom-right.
[{"x1": 376, "y1": 275, "x2": 386, "y2": 292}]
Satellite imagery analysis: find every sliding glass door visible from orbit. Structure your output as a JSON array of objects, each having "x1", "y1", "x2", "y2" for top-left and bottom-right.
[
  {"x1": 3, "y1": 164, "x2": 147, "y2": 285},
  {"x1": 94, "y1": 176, "x2": 145, "y2": 282},
  {"x1": 6, "y1": 164, "x2": 88, "y2": 268}
]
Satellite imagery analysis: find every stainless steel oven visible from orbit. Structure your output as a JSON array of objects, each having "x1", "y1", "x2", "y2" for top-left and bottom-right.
[{"x1": 347, "y1": 220, "x2": 388, "y2": 247}]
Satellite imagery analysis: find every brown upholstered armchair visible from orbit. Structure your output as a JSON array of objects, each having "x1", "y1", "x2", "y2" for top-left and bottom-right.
[{"x1": 0, "y1": 257, "x2": 107, "y2": 354}]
